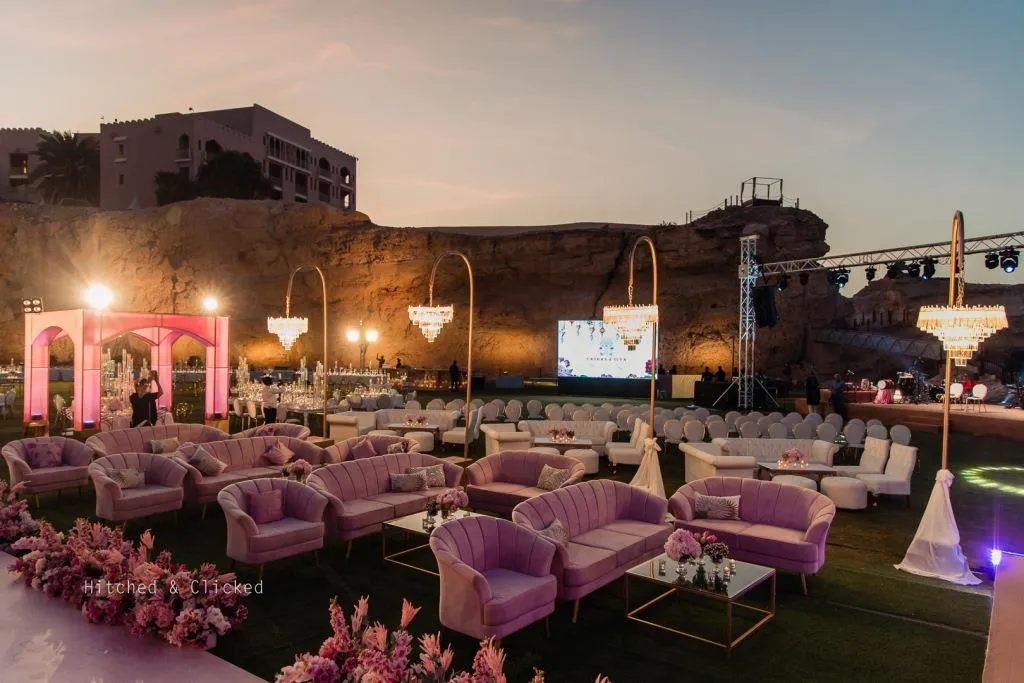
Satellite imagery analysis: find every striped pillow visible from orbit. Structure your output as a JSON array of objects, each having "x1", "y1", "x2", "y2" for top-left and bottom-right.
[{"x1": 694, "y1": 493, "x2": 740, "y2": 520}]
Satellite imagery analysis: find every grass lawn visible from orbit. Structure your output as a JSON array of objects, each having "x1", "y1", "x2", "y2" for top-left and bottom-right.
[{"x1": 2, "y1": 384, "x2": 1008, "y2": 682}]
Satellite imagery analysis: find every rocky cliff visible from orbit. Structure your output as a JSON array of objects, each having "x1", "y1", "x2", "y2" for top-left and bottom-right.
[{"x1": 0, "y1": 199, "x2": 843, "y2": 375}]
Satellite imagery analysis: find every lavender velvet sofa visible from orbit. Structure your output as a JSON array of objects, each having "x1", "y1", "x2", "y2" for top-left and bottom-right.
[
  {"x1": 2, "y1": 437, "x2": 95, "y2": 503},
  {"x1": 321, "y1": 435, "x2": 420, "y2": 464},
  {"x1": 306, "y1": 452, "x2": 464, "y2": 556},
  {"x1": 233, "y1": 423, "x2": 311, "y2": 440},
  {"x1": 668, "y1": 477, "x2": 836, "y2": 594},
  {"x1": 89, "y1": 453, "x2": 188, "y2": 522},
  {"x1": 85, "y1": 424, "x2": 229, "y2": 457},
  {"x1": 176, "y1": 436, "x2": 325, "y2": 512},
  {"x1": 466, "y1": 451, "x2": 586, "y2": 516},
  {"x1": 430, "y1": 516, "x2": 557, "y2": 639},
  {"x1": 217, "y1": 478, "x2": 328, "y2": 578},
  {"x1": 512, "y1": 479, "x2": 671, "y2": 621}
]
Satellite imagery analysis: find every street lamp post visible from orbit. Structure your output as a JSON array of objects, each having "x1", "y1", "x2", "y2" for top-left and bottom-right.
[
  {"x1": 346, "y1": 322, "x2": 379, "y2": 370},
  {"x1": 267, "y1": 265, "x2": 329, "y2": 437}
]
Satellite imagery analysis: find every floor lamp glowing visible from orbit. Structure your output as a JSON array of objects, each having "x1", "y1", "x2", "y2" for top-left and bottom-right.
[
  {"x1": 267, "y1": 265, "x2": 329, "y2": 437},
  {"x1": 896, "y1": 210, "x2": 1007, "y2": 584},
  {"x1": 409, "y1": 251, "x2": 474, "y2": 461},
  {"x1": 603, "y1": 236, "x2": 659, "y2": 429}
]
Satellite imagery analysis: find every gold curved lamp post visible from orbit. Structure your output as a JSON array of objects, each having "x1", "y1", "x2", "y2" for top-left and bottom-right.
[
  {"x1": 916, "y1": 211, "x2": 1007, "y2": 470},
  {"x1": 267, "y1": 265, "x2": 329, "y2": 437},
  {"x1": 603, "y1": 236, "x2": 659, "y2": 429},
  {"x1": 409, "y1": 251, "x2": 474, "y2": 460}
]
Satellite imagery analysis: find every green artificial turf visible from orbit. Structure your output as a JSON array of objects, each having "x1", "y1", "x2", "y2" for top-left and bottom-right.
[{"x1": 1, "y1": 384, "x2": 1004, "y2": 682}]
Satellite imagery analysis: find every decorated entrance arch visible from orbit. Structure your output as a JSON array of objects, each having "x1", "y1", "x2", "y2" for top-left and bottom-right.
[{"x1": 23, "y1": 310, "x2": 229, "y2": 430}]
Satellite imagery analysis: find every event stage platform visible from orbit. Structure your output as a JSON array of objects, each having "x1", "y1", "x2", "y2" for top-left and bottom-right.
[{"x1": 844, "y1": 402, "x2": 1024, "y2": 441}]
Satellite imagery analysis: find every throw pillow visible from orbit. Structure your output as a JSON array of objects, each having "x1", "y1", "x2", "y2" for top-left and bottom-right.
[
  {"x1": 176, "y1": 441, "x2": 199, "y2": 459},
  {"x1": 387, "y1": 441, "x2": 408, "y2": 454},
  {"x1": 188, "y1": 446, "x2": 228, "y2": 477},
  {"x1": 248, "y1": 489, "x2": 284, "y2": 524},
  {"x1": 149, "y1": 437, "x2": 180, "y2": 454},
  {"x1": 350, "y1": 438, "x2": 378, "y2": 460},
  {"x1": 406, "y1": 464, "x2": 445, "y2": 488},
  {"x1": 537, "y1": 519, "x2": 569, "y2": 549},
  {"x1": 24, "y1": 441, "x2": 63, "y2": 469},
  {"x1": 109, "y1": 468, "x2": 145, "y2": 489},
  {"x1": 694, "y1": 493, "x2": 741, "y2": 520},
  {"x1": 253, "y1": 424, "x2": 276, "y2": 437},
  {"x1": 537, "y1": 464, "x2": 571, "y2": 491},
  {"x1": 389, "y1": 471, "x2": 427, "y2": 493},
  {"x1": 262, "y1": 441, "x2": 294, "y2": 466}
]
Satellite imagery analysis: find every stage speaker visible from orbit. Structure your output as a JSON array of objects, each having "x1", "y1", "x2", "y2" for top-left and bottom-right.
[{"x1": 753, "y1": 285, "x2": 779, "y2": 328}]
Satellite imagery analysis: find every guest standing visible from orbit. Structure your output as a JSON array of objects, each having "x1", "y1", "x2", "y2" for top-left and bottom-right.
[
  {"x1": 260, "y1": 375, "x2": 280, "y2": 423},
  {"x1": 829, "y1": 373, "x2": 847, "y2": 421},
  {"x1": 129, "y1": 372, "x2": 163, "y2": 427},
  {"x1": 449, "y1": 360, "x2": 461, "y2": 391},
  {"x1": 714, "y1": 366, "x2": 727, "y2": 382},
  {"x1": 701, "y1": 366, "x2": 713, "y2": 382},
  {"x1": 805, "y1": 372, "x2": 820, "y2": 415}
]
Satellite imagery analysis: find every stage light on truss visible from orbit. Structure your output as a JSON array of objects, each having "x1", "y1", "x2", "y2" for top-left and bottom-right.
[
  {"x1": 21, "y1": 297, "x2": 43, "y2": 314},
  {"x1": 886, "y1": 261, "x2": 905, "y2": 279},
  {"x1": 921, "y1": 259, "x2": 937, "y2": 280},
  {"x1": 827, "y1": 269, "x2": 849, "y2": 290},
  {"x1": 865, "y1": 266, "x2": 876, "y2": 282},
  {"x1": 906, "y1": 262, "x2": 921, "y2": 278},
  {"x1": 985, "y1": 252, "x2": 999, "y2": 270},
  {"x1": 777, "y1": 274, "x2": 789, "y2": 291},
  {"x1": 1000, "y1": 248, "x2": 1019, "y2": 274},
  {"x1": 798, "y1": 272, "x2": 809, "y2": 286}
]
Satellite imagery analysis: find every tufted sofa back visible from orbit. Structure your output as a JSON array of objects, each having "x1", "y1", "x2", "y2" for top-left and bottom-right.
[
  {"x1": 430, "y1": 515, "x2": 555, "y2": 575},
  {"x1": 307, "y1": 452, "x2": 462, "y2": 501},
  {"x1": 516, "y1": 420, "x2": 615, "y2": 443},
  {"x1": 86, "y1": 424, "x2": 228, "y2": 457},
  {"x1": 198, "y1": 436, "x2": 325, "y2": 470},
  {"x1": 232, "y1": 423, "x2": 311, "y2": 440},
  {"x1": 721, "y1": 438, "x2": 838, "y2": 465},
  {"x1": 2, "y1": 436, "x2": 93, "y2": 464},
  {"x1": 669, "y1": 477, "x2": 834, "y2": 533},
  {"x1": 466, "y1": 450, "x2": 585, "y2": 488},
  {"x1": 322, "y1": 435, "x2": 419, "y2": 464},
  {"x1": 512, "y1": 479, "x2": 667, "y2": 537}
]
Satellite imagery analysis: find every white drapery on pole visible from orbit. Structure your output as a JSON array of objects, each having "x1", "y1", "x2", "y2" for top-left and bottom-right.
[
  {"x1": 895, "y1": 469, "x2": 980, "y2": 585},
  {"x1": 630, "y1": 436, "x2": 665, "y2": 499}
]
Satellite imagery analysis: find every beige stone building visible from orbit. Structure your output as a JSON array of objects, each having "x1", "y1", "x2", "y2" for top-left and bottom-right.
[{"x1": 99, "y1": 104, "x2": 357, "y2": 211}]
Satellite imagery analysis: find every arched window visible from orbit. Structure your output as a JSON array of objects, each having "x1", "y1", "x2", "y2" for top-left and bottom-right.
[
  {"x1": 177, "y1": 133, "x2": 190, "y2": 150},
  {"x1": 340, "y1": 166, "x2": 351, "y2": 184}
]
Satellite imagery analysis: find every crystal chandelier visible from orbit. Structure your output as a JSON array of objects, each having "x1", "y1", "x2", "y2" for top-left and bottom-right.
[
  {"x1": 603, "y1": 304, "x2": 658, "y2": 350},
  {"x1": 267, "y1": 316, "x2": 308, "y2": 351},
  {"x1": 408, "y1": 305, "x2": 453, "y2": 343},
  {"x1": 917, "y1": 305, "x2": 1007, "y2": 366}
]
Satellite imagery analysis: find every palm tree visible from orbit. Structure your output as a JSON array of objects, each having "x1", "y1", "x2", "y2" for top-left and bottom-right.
[{"x1": 30, "y1": 131, "x2": 100, "y2": 205}]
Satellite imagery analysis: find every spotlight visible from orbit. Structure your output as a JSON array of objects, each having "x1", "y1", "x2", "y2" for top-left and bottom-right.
[
  {"x1": 798, "y1": 272, "x2": 809, "y2": 286},
  {"x1": 346, "y1": 329, "x2": 360, "y2": 343},
  {"x1": 905, "y1": 262, "x2": 920, "y2": 278},
  {"x1": 365, "y1": 329, "x2": 379, "y2": 342},
  {"x1": 886, "y1": 261, "x2": 905, "y2": 279},
  {"x1": 991, "y1": 548, "x2": 1003, "y2": 568},
  {"x1": 999, "y1": 248, "x2": 1019, "y2": 273},
  {"x1": 21, "y1": 297, "x2": 43, "y2": 314},
  {"x1": 777, "y1": 274, "x2": 789, "y2": 291},
  {"x1": 985, "y1": 252, "x2": 999, "y2": 270},
  {"x1": 865, "y1": 266, "x2": 876, "y2": 282},
  {"x1": 83, "y1": 284, "x2": 114, "y2": 310},
  {"x1": 835, "y1": 269, "x2": 849, "y2": 289},
  {"x1": 921, "y1": 258, "x2": 937, "y2": 280},
  {"x1": 201, "y1": 296, "x2": 219, "y2": 312}
]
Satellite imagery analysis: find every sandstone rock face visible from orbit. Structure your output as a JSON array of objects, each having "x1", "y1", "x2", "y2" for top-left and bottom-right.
[{"x1": 0, "y1": 199, "x2": 842, "y2": 376}]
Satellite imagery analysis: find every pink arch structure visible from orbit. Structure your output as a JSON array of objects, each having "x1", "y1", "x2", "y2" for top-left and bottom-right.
[{"x1": 24, "y1": 310, "x2": 230, "y2": 431}]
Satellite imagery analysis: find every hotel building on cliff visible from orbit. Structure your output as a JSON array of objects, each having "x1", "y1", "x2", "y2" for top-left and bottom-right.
[{"x1": 98, "y1": 104, "x2": 357, "y2": 211}]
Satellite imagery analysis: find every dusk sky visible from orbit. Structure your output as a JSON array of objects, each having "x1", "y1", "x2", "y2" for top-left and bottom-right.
[{"x1": 3, "y1": 0, "x2": 1022, "y2": 287}]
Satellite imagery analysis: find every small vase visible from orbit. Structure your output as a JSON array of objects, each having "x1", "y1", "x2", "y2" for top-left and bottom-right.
[{"x1": 440, "y1": 507, "x2": 451, "y2": 520}]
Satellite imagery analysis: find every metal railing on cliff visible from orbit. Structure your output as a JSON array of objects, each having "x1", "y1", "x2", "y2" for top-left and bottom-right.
[{"x1": 679, "y1": 193, "x2": 801, "y2": 226}]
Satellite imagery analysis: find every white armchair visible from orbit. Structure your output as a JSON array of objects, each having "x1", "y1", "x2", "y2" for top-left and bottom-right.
[
  {"x1": 681, "y1": 442, "x2": 757, "y2": 482},
  {"x1": 442, "y1": 408, "x2": 481, "y2": 448},
  {"x1": 480, "y1": 423, "x2": 532, "y2": 455},
  {"x1": 607, "y1": 420, "x2": 649, "y2": 470},
  {"x1": 326, "y1": 411, "x2": 377, "y2": 441},
  {"x1": 857, "y1": 443, "x2": 916, "y2": 502},
  {"x1": 834, "y1": 436, "x2": 889, "y2": 477}
]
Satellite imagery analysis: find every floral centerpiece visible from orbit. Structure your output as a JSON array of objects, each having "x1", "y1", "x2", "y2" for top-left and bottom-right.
[
  {"x1": 547, "y1": 428, "x2": 576, "y2": 443},
  {"x1": 10, "y1": 520, "x2": 249, "y2": 648},
  {"x1": 435, "y1": 488, "x2": 469, "y2": 519},
  {"x1": 282, "y1": 459, "x2": 314, "y2": 482},
  {"x1": 664, "y1": 529, "x2": 735, "y2": 590},
  {"x1": 777, "y1": 447, "x2": 807, "y2": 469},
  {"x1": 0, "y1": 480, "x2": 38, "y2": 552},
  {"x1": 405, "y1": 415, "x2": 428, "y2": 426},
  {"x1": 275, "y1": 596, "x2": 610, "y2": 683}
]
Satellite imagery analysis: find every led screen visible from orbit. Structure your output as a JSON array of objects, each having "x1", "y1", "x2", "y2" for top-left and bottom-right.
[{"x1": 557, "y1": 320, "x2": 654, "y2": 379}]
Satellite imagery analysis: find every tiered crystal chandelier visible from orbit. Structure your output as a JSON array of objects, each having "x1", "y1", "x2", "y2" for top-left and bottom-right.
[
  {"x1": 603, "y1": 304, "x2": 659, "y2": 350},
  {"x1": 408, "y1": 305, "x2": 453, "y2": 343},
  {"x1": 267, "y1": 315, "x2": 308, "y2": 351},
  {"x1": 917, "y1": 305, "x2": 1007, "y2": 365}
]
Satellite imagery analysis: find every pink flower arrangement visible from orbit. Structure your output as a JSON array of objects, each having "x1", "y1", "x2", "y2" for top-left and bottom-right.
[
  {"x1": 0, "y1": 480, "x2": 38, "y2": 546},
  {"x1": 283, "y1": 459, "x2": 314, "y2": 480},
  {"x1": 547, "y1": 428, "x2": 575, "y2": 442},
  {"x1": 778, "y1": 448, "x2": 806, "y2": 467},
  {"x1": 664, "y1": 529, "x2": 702, "y2": 562},
  {"x1": 276, "y1": 596, "x2": 610, "y2": 683},
  {"x1": 9, "y1": 519, "x2": 248, "y2": 648},
  {"x1": 436, "y1": 488, "x2": 469, "y2": 512},
  {"x1": 405, "y1": 415, "x2": 428, "y2": 426}
]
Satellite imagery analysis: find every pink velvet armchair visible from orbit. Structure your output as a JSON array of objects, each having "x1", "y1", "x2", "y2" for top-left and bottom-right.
[
  {"x1": 2, "y1": 437, "x2": 94, "y2": 505},
  {"x1": 88, "y1": 453, "x2": 188, "y2": 523},
  {"x1": 466, "y1": 450, "x2": 586, "y2": 516},
  {"x1": 217, "y1": 478, "x2": 327, "y2": 579},
  {"x1": 429, "y1": 516, "x2": 558, "y2": 640},
  {"x1": 668, "y1": 477, "x2": 836, "y2": 593}
]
